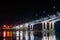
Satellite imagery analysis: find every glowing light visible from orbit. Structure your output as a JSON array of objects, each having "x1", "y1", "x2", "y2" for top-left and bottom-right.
[
  {"x1": 20, "y1": 25, "x2": 23, "y2": 28},
  {"x1": 7, "y1": 31, "x2": 12, "y2": 37},
  {"x1": 3, "y1": 38, "x2": 6, "y2": 40},
  {"x1": 3, "y1": 25, "x2": 6, "y2": 27},
  {"x1": 20, "y1": 31, "x2": 23, "y2": 40},
  {"x1": 7, "y1": 31, "x2": 9, "y2": 37},
  {"x1": 16, "y1": 25, "x2": 20, "y2": 29},
  {"x1": 16, "y1": 31, "x2": 19, "y2": 40},
  {"x1": 3, "y1": 31, "x2": 6, "y2": 37},
  {"x1": 16, "y1": 31, "x2": 19, "y2": 36}
]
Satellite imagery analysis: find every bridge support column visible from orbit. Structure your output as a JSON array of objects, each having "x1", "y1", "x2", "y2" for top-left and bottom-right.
[
  {"x1": 30, "y1": 24, "x2": 34, "y2": 40},
  {"x1": 49, "y1": 22, "x2": 56, "y2": 40},
  {"x1": 42, "y1": 22, "x2": 48, "y2": 40}
]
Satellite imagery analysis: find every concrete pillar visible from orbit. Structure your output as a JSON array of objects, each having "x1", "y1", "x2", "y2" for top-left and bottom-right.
[
  {"x1": 49, "y1": 22, "x2": 52, "y2": 30},
  {"x1": 42, "y1": 22, "x2": 45, "y2": 30},
  {"x1": 30, "y1": 25, "x2": 34, "y2": 40},
  {"x1": 45, "y1": 22, "x2": 47, "y2": 30},
  {"x1": 51, "y1": 22, "x2": 54, "y2": 30},
  {"x1": 42, "y1": 22, "x2": 48, "y2": 40},
  {"x1": 49, "y1": 22, "x2": 56, "y2": 40}
]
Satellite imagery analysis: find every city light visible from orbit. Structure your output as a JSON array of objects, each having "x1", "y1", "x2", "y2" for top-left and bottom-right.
[
  {"x1": 15, "y1": 25, "x2": 20, "y2": 29},
  {"x1": 16, "y1": 31, "x2": 19, "y2": 40},
  {"x1": 1, "y1": 12, "x2": 60, "y2": 40},
  {"x1": 20, "y1": 31, "x2": 23, "y2": 40},
  {"x1": 20, "y1": 25, "x2": 23, "y2": 28},
  {"x1": 3, "y1": 25, "x2": 6, "y2": 28},
  {"x1": 3, "y1": 31, "x2": 6, "y2": 37}
]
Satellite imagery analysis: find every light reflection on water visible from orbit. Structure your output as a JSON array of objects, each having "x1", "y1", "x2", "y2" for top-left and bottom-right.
[{"x1": 0, "y1": 30, "x2": 57, "y2": 40}]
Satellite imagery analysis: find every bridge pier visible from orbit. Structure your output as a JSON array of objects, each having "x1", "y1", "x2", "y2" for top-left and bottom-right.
[
  {"x1": 49, "y1": 22, "x2": 56, "y2": 40},
  {"x1": 30, "y1": 24, "x2": 34, "y2": 40},
  {"x1": 42, "y1": 22, "x2": 48, "y2": 40}
]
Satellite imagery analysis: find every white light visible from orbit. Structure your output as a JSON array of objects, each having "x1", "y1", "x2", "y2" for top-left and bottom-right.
[
  {"x1": 16, "y1": 25, "x2": 20, "y2": 29},
  {"x1": 16, "y1": 31, "x2": 19, "y2": 36},
  {"x1": 20, "y1": 25, "x2": 23, "y2": 28},
  {"x1": 16, "y1": 37, "x2": 19, "y2": 40},
  {"x1": 16, "y1": 31, "x2": 19, "y2": 40},
  {"x1": 20, "y1": 31, "x2": 23, "y2": 40}
]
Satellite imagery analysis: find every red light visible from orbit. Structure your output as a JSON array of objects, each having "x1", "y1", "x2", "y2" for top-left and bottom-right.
[
  {"x1": 3, "y1": 31, "x2": 6, "y2": 37},
  {"x1": 3, "y1": 38, "x2": 6, "y2": 40},
  {"x1": 3, "y1": 25, "x2": 6, "y2": 27}
]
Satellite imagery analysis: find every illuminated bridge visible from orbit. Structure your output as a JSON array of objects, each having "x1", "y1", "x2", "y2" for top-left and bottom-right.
[{"x1": 0, "y1": 12, "x2": 60, "y2": 40}]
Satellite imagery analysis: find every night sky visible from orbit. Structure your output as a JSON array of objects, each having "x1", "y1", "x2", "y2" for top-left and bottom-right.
[{"x1": 0, "y1": 0, "x2": 60, "y2": 25}]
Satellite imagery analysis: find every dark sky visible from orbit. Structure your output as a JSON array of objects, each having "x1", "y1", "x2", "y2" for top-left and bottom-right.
[{"x1": 0, "y1": 0, "x2": 60, "y2": 25}]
